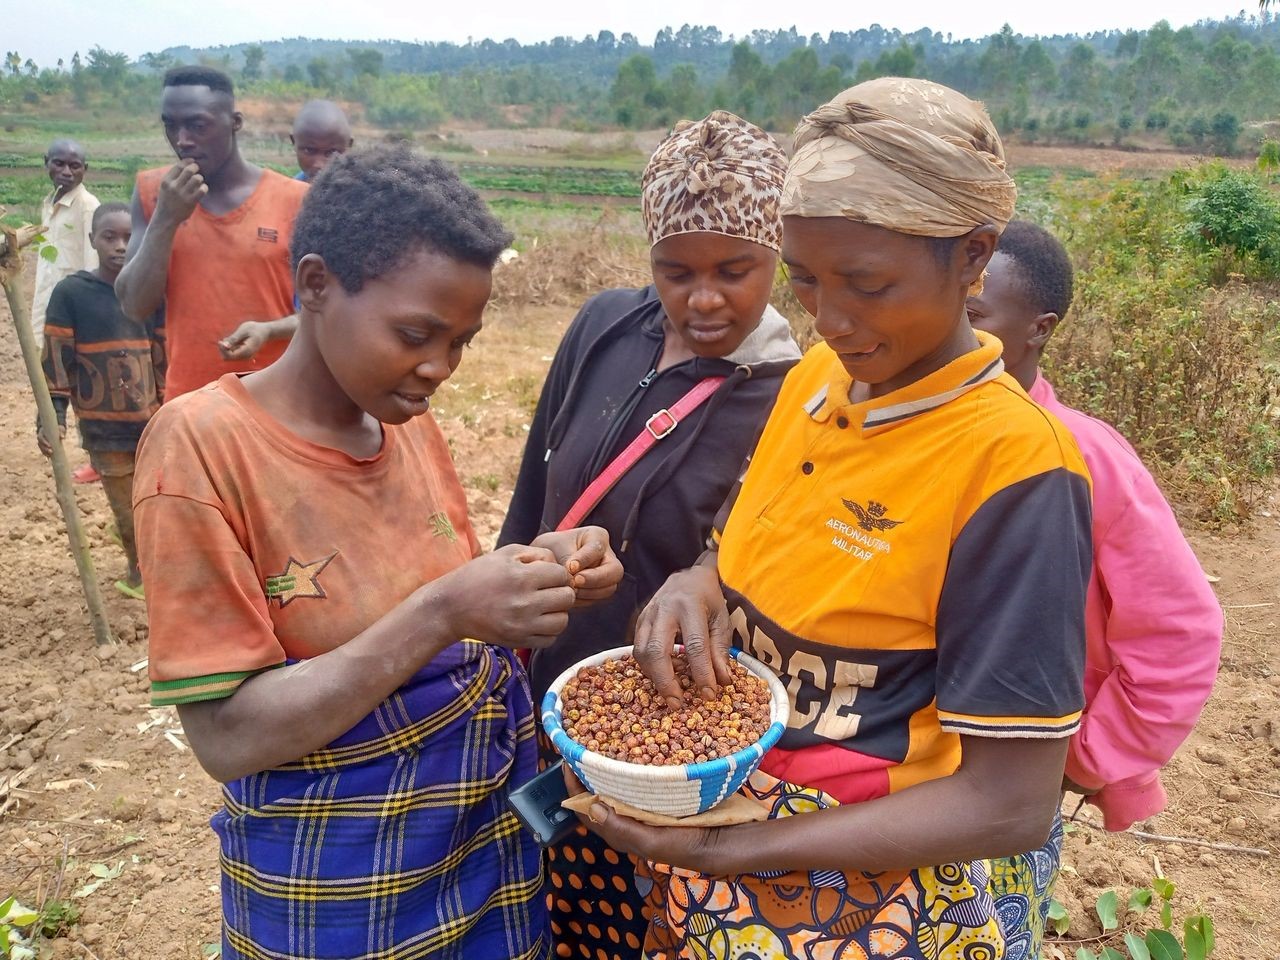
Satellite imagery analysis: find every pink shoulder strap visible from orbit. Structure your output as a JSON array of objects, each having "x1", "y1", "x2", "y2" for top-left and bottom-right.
[{"x1": 555, "y1": 376, "x2": 726, "y2": 531}]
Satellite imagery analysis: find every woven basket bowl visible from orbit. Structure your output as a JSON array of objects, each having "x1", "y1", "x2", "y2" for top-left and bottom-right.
[{"x1": 541, "y1": 645, "x2": 790, "y2": 818}]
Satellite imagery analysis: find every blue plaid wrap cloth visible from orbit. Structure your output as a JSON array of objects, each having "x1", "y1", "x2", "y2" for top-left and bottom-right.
[{"x1": 211, "y1": 641, "x2": 549, "y2": 959}]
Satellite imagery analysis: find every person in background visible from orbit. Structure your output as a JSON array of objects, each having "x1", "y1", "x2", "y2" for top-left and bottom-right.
[
  {"x1": 115, "y1": 65, "x2": 306, "y2": 399},
  {"x1": 32, "y1": 139, "x2": 100, "y2": 343},
  {"x1": 31, "y1": 139, "x2": 102, "y2": 483},
  {"x1": 40, "y1": 202, "x2": 163, "y2": 599},
  {"x1": 500, "y1": 110, "x2": 799, "y2": 960},
  {"x1": 573, "y1": 78, "x2": 1093, "y2": 960},
  {"x1": 291, "y1": 100, "x2": 354, "y2": 182},
  {"x1": 966, "y1": 218, "x2": 1223, "y2": 953}
]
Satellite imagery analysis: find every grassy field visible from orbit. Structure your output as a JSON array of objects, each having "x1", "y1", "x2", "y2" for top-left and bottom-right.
[
  {"x1": 3, "y1": 105, "x2": 1123, "y2": 227},
  {"x1": 1, "y1": 107, "x2": 649, "y2": 225}
]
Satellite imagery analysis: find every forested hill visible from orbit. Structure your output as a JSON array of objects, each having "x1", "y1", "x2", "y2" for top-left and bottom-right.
[
  {"x1": 154, "y1": 16, "x2": 1276, "y2": 84},
  {"x1": 7, "y1": 14, "x2": 1280, "y2": 153},
  {"x1": 158, "y1": 15, "x2": 1280, "y2": 151}
]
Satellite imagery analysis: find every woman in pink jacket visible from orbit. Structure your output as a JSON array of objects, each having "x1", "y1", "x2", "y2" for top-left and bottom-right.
[{"x1": 966, "y1": 219, "x2": 1223, "y2": 952}]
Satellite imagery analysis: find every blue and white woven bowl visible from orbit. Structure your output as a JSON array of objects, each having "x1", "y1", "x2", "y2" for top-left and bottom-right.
[{"x1": 541, "y1": 645, "x2": 790, "y2": 818}]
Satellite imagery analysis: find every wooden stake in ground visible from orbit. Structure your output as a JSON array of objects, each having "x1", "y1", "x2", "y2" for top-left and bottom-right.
[{"x1": 0, "y1": 216, "x2": 113, "y2": 646}]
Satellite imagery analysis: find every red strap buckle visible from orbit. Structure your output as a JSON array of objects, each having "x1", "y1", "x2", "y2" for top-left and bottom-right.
[{"x1": 645, "y1": 408, "x2": 678, "y2": 439}]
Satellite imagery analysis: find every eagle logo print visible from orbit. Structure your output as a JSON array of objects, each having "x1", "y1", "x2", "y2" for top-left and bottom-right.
[{"x1": 842, "y1": 499, "x2": 904, "y2": 532}]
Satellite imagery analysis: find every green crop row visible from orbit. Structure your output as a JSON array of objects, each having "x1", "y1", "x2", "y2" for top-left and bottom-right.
[{"x1": 453, "y1": 163, "x2": 640, "y2": 197}]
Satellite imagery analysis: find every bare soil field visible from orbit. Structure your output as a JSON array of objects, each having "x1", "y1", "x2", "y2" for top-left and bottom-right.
[
  {"x1": 426, "y1": 128, "x2": 1250, "y2": 176},
  {"x1": 1004, "y1": 142, "x2": 1253, "y2": 174},
  {"x1": 1, "y1": 251, "x2": 1277, "y2": 959}
]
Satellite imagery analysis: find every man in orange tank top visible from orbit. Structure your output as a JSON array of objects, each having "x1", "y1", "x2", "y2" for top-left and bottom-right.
[{"x1": 116, "y1": 66, "x2": 307, "y2": 399}]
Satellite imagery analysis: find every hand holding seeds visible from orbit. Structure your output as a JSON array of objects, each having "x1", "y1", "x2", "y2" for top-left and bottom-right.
[
  {"x1": 634, "y1": 564, "x2": 733, "y2": 706},
  {"x1": 530, "y1": 526, "x2": 623, "y2": 606},
  {"x1": 434, "y1": 543, "x2": 577, "y2": 649}
]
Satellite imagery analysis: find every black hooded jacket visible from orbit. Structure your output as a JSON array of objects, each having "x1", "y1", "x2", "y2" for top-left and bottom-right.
[{"x1": 499, "y1": 285, "x2": 801, "y2": 702}]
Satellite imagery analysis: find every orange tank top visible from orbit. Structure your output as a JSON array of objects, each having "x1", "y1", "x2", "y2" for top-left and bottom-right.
[{"x1": 137, "y1": 167, "x2": 308, "y2": 399}]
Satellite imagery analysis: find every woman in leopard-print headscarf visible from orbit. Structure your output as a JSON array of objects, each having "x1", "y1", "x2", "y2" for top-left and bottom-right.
[{"x1": 500, "y1": 112, "x2": 801, "y2": 960}]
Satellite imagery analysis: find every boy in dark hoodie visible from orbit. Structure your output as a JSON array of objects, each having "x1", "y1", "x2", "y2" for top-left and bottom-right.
[
  {"x1": 499, "y1": 110, "x2": 799, "y2": 960},
  {"x1": 40, "y1": 202, "x2": 164, "y2": 599}
]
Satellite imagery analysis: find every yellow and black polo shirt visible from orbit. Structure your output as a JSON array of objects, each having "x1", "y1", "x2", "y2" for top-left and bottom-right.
[{"x1": 716, "y1": 331, "x2": 1092, "y2": 803}]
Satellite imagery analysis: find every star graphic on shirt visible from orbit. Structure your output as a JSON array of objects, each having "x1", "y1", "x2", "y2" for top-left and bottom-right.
[{"x1": 265, "y1": 552, "x2": 338, "y2": 607}]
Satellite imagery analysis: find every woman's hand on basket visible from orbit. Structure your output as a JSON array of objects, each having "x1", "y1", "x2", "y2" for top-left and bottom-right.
[
  {"x1": 562, "y1": 765, "x2": 732, "y2": 876},
  {"x1": 634, "y1": 563, "x2": 733, "y2": 708},
  {"x1": 531, "y1": 526, "x2": 623, "y2": 606}
]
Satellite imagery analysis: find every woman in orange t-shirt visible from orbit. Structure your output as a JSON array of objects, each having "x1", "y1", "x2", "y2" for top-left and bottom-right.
[{"x1": 134, "y1": 145, "x2": 622, "y2": 960}]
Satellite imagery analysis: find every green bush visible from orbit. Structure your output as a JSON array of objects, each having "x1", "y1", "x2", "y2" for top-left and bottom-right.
[
  {"x1": 363, "y1": 75, "x2": 446, "y2": 129},
  {"x1": 1210, "y1": 111, "x2": 1241, "y2": 155},
  {"x1": 1187, "y1": 114, "x2": 1210, "y2": 147},
  {"x1": 1043, "y1": 165, "x2": 1280, "y2": 521},
  {"x1": 1182, "y1": 163, "x2": 1280, "y2": 279},
  {"x1": 1257, "y1": 138, "x2": 1280, "y2": 173}
]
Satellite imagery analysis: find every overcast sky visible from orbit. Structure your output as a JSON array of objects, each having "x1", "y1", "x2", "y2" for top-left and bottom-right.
[{"x1": 7, "y1": 0, "x2": 1259, "y2": 68}]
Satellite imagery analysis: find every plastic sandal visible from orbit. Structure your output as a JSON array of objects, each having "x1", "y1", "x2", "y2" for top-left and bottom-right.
[{"x1": 114, "y1": 580, "x2": 145, "y2": 601}]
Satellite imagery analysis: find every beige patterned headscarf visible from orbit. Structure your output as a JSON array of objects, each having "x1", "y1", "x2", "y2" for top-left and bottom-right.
[
  {"x1": 782, "y1": 77, "x2": 1017, "y2": 238},
  {"x1": 642, "y1": 111, "x2": 787, "y2": 252}
]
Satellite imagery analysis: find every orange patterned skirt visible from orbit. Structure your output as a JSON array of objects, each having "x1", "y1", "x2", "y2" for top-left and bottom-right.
[{"x1": 636, "y1": 772, "x2": 1014, "y2": 960}]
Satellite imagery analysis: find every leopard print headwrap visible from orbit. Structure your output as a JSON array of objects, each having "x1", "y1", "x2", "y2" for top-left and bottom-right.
[{"x1": 642, "y1": 111, "x2": 787, "y2": 252}]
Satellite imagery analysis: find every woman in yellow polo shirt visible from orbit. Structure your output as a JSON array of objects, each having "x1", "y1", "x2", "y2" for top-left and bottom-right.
[{"x1": 572, "y1": 78, "x2": 1093, "y2": 960}]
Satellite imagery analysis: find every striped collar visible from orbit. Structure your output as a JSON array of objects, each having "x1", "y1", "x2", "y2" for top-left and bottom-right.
[{"x1": 803, "y1": 331, "x2": 1006, "y2": 434}]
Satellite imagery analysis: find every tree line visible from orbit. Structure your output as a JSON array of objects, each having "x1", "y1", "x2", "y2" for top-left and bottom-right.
[{"x1": 5, "y1": 14, "x2": 1280, "y2": 154}]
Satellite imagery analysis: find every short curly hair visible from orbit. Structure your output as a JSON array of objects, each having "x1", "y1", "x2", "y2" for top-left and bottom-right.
[
  {"x1": 290, "y1": 145, "x2": 513, "y2": 292},
  {"x1": 163, "y1": 65, "x2": 234, "y2": 97},
  {"x1": 996, "y1": 220, "x2": 1075, "y2": 320},
  {"x1": 91, "y1": 202, "x2": 129, "y2": 232}
]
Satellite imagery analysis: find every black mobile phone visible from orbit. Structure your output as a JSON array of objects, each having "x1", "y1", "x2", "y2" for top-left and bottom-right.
[{"x1": 507, "y1": 760, "x2": 579, "y2": 847}]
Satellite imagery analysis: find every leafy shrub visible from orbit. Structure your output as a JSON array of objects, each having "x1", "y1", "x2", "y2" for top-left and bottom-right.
[
  {"x1": 1257, "y1": 138, "x2": 1280, "y2": 173},
  {"x1": 1, "y1": 895, "x2": 81, "y2": 959},
  {"x1": 1048, "y1": 876, "x2": 1215, "y2": 960},
  {"x1": 1182, "y1": 164, "x2": 1280, "y2": 277},
  {"x1": 1187, "y1": 115, "x2": 1210, "y2": 147},
  {"x1": 1044, "y1": 166, "x2": 1280, "y2": 521},
  {"x1": 363, "y1": 75, "x2": 446, "y2": 129},
  {"x1": 1209, "y1": 111, "x2": 1241, "y2": 156}
]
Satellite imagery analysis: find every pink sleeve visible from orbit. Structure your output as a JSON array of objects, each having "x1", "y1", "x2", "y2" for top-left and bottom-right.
[
  {"x1": 1065, "y1": 460, "x2": 1223, "y2": 810},
  {"x1": 1088, "y1": 772, "x2": 1168, "y2": 832}
]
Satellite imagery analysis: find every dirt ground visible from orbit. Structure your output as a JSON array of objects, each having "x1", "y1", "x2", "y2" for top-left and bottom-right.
[{"x1": 0, "y1": 250, "x2": 1277, "y2": 959}]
